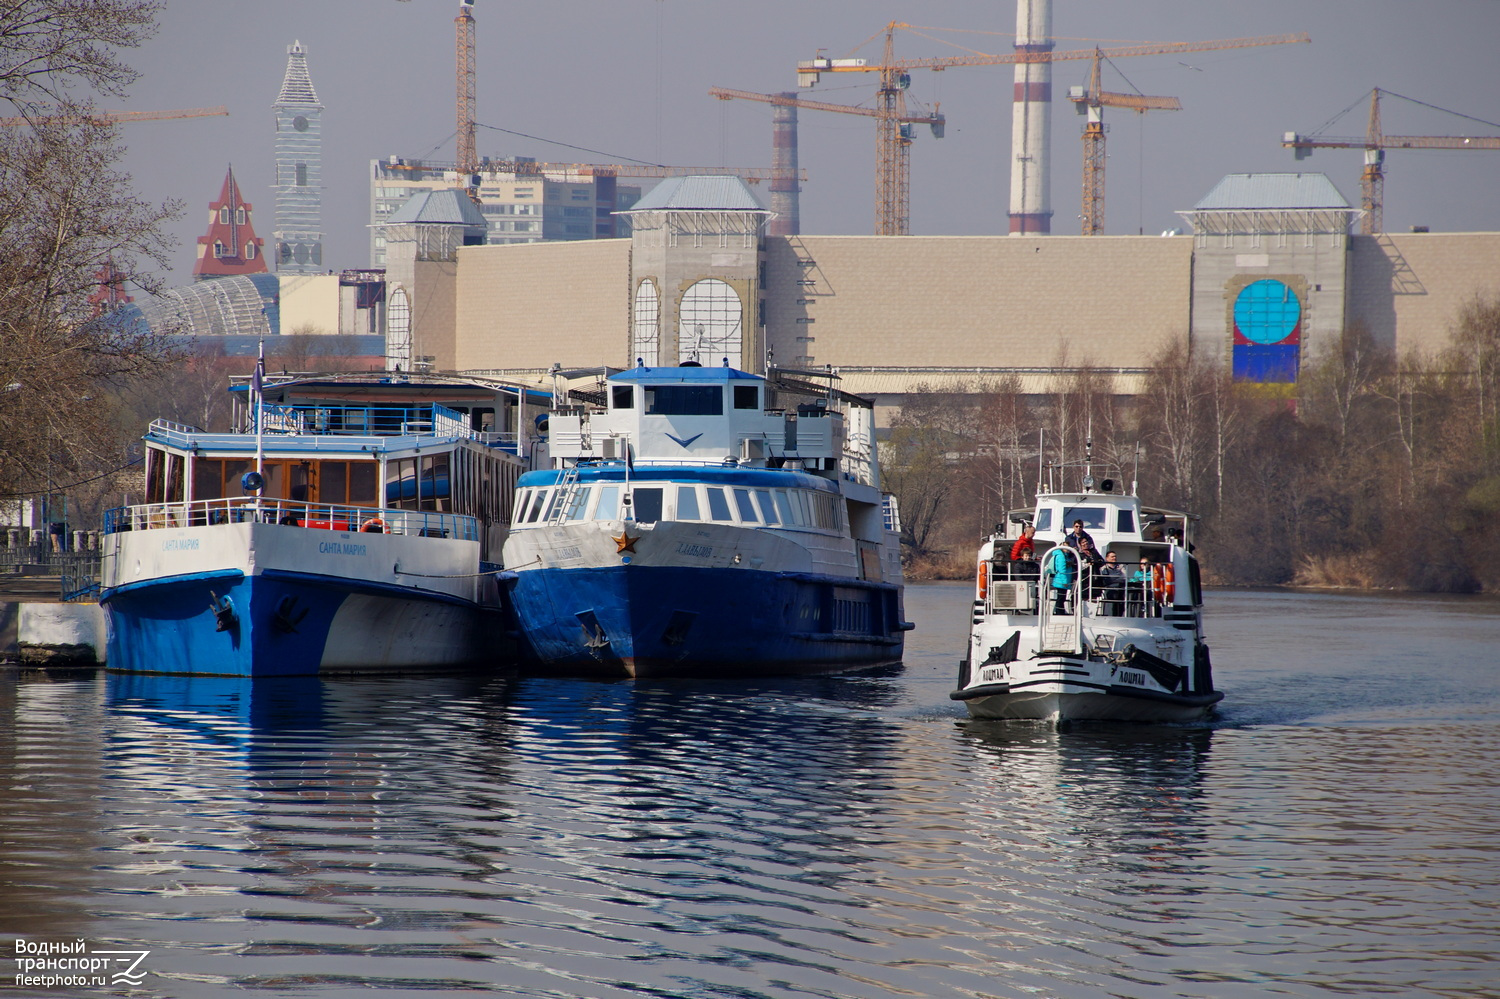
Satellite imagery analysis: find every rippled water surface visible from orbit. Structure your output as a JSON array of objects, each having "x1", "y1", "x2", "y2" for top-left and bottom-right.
[{"x1": 3, "y1": 586, "x2": 1499, "y2": 998}]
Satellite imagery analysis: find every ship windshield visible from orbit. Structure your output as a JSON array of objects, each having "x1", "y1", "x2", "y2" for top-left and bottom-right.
[
  {"x1": 1062, "y1": 506, "x2": 1106, "y2": 530},
  {"x1": 644, "y1": 385, "x2": 721, "y2": 416}
]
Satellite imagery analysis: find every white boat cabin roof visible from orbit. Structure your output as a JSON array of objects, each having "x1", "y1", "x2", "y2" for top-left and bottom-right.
[{"x1": 1012, "y1": 490, "x2": 1194, "y2": 548}]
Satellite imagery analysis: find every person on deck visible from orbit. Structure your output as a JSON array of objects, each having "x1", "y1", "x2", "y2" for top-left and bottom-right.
[
  {"x1": 1097, "y1": 551, "x2": 1126, "y2": 616},
  {"x1": 1063, "y1": 519, "x2": 1095, "y2": 552},
  {"x1": 1129, "y1": 555, "x2": 1153, "y2": 616},
  {"x1": 1045, "y1": 545, "x2": 1076, "y2": 614},
  {"x1": 1009, "y1": 523, "x2": 1036, "y2": 562}
]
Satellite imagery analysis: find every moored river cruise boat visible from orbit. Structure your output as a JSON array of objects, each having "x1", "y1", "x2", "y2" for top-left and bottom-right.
[
  {"x1": 951, "y1": 455, "x2": 1222, "y2": 724},
  {"x1": 101, "y1": 370, "x2": 544, "y2": 676},
  {"x1": 500, "y1": 363, "x2": 911, "y2": 677}
]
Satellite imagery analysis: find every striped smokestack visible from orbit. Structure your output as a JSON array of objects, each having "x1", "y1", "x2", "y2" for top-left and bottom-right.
[
  {"x1": 769, "y1": 92, "x2": 800, "y2": 237},
  {"x1": 1008, "y1": 0, "x2": 1053, "y2": 234}
]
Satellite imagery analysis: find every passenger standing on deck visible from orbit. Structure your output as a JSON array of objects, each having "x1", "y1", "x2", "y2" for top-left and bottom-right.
[
  {"x1": 1045, "y1": 545, "x2": 1075, "y2": 613},
  {"x1": 1006, "y1": 523, "x2": 1037, "y2": 581},
  {"x1": 1009, "y1": 523, "x2": 1036, "y2": 560}
]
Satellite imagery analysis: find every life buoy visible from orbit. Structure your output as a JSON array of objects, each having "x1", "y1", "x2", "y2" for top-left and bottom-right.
[
  {"x1": 1151, "y1": 562, "x2": 1175, "y2": 603},
  {"x1": 977, "y1": 562, "x2": 989, "y2": 601},
  {"x1": 360, "y1": 517, "x2": 386, "y2": 534}
]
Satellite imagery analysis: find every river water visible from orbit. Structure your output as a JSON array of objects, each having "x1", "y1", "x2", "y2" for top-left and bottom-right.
[{"x1": 2, "y1": 585, "x2": 1498, "y2": 998}]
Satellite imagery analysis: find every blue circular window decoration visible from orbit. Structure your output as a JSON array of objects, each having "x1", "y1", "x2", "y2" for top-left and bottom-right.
[{"x1": 1234, "y1": 279, "x2": 1301, "y2": 345}]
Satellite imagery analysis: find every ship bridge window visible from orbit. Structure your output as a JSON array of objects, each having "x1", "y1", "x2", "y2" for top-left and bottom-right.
[
  {"x1": 562, "y1": 485, "x2": 591, "y2": 521},
  {"x1": 630, "y1": 487, "x2": 663, "y2": 523},
  {"x1": 705, "y1": 486, "x2": 734, "y2": 522},
  {"x1": 595, "y1": 485, "x2": 620, "y2": 521},
  {"x1": 528, "y1": 489, "x2": 552, "y2": 525},
  {"x1": 1117, "y1": 508, "x2": 1135, "y2": 533},
  {"x1": 645, "y1": 385, "x2": 721, "y2": 416},
  {"x1": 733, "y1": 385, "x2": 759, "y2": 410},
  {"x1": 1035, "y1": 508, "x2": 1053, "y2": 531},
  {"x1": 733, "y1": 488, "x2": 760, "y2": 522},
  {"x1": 676, "y1": 484, "x2": 701, "y2": 520},
  {"x1": 1062, "y1": 506, "x2": 1106, "y2": 530},
  {"x1": 773, "y1": 490, "x2": 794, "y2": 525},
  {"x1": 612, "y1": 385, "x2": 635, "y2": 410},
  {"x1": 754, "y1": 489, "x2": 779, "y2": 525}
]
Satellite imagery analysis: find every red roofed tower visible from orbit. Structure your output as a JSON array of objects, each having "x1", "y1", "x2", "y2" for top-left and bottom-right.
[{"x1": 193, "y1": 165, "x2": 268, "y2": 280}]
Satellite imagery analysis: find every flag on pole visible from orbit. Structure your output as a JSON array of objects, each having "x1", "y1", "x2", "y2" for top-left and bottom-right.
[{"x1": 252, "y1": 339, "x2": 265, "y2": 399}]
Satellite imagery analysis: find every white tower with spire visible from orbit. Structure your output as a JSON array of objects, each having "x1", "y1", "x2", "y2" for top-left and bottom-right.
[
  {"x1": 1008, "y1": 0, "x2": 1053, "y2": 234},
  {"x1": 272, "y1": 40, "x2": 324, "y2": 272}
]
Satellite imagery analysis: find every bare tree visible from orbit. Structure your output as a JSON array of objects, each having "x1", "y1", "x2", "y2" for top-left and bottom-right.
[
  {"x1": 0, "y1": 2, "x2": 178, "y2": 507},
  {"x1": 0, "y1": 1, "x2": 161, "y2": 108}
]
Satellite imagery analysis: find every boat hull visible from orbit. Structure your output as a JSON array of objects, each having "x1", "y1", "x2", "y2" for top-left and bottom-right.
[
  {"x1": 952, "y1": 652, "x2": 1222, "y2": 724},
  {"x1": 503, "y1": 563, "x2": 905, "y2": 677},
  {"x1": 102, "y1": 521, "x2": 492, "y2": 676}
]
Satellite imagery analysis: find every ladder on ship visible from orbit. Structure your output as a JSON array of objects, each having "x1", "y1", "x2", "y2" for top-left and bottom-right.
[{"x1": 547, "y1": 465, "x2": 581, "y2": 525}]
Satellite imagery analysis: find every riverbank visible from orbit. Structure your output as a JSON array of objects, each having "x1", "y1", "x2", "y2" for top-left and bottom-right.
[{"x1": 0, "y1": 577, "x2": 104, "y2": 665}]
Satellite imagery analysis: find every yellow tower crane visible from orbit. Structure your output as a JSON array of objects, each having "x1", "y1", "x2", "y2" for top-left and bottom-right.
[
  {"x1": 1283, "y1": 88, "x2": 1500, "y2": 235},
  {"x1": 1071, "y1": 49, "x2": 1180, "y2": 236},
  {"x1": 709, "y1": 86, "x2": 944, "y2": 234},
  {"x1": 798, "y1": 23, "x2": 1309, "y2": 235},
  {"x1": 0, "y1": 106, "x2": 228, "y2": 127}
]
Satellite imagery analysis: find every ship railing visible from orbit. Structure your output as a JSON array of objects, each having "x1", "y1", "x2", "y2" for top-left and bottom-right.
[
  {"x1": 102, "y1": 498, "x2": 479, "y2": 542},
  {"x1": 987, "y1": 556, "x2": 1165, "y2": 619},
  {"x1": 166, "y1": 403, "x2": 502, "y2": 441}
]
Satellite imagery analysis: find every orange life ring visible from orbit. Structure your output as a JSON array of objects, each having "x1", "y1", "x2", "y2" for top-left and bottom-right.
[
  {"x1": 1151, "y1": 563, "x2": 1175, "y2": 603},
  {"x1": 977, "y1": 562, "x2": 989, "y2": 601},
  {"x1": 360, "y1": 517, "x2": 386, "y2": 534}
]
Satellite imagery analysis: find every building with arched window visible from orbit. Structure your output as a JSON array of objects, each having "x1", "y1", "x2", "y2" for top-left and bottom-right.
[
  {"x1": 618, "y1": 176, "x2": 770, "y2": 370},
  {"x1": 442, "y1": 173, "x2": 1499, "y2": 411}
]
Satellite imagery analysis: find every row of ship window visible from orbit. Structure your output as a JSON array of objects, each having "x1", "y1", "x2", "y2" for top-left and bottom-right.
[{"x1": 514, "y1": 483, "x2": 844, "y2": 531}]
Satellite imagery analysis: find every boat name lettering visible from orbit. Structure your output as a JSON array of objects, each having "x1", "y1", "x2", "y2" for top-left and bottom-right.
[
  {"x1": 980, "y1": 666, "x2": 1006, "y2": 682},
  {"x1": 318, "y1": 541, "x2": 369, "y2": 557},
  {"x1": 1119, "y1": 669, "x2": 1147, "y2": 686},
  {"x1": 676, "y1": 543, "x2": 714, "y2": 558},
  {"x1": 553, "y1": 546, "x2": 581, "y2": 560},
  {"x1": 161, "y1": 539, "x2": 200, "y2": 551}
]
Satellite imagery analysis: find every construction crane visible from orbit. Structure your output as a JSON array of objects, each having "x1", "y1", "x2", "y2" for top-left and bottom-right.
[
  {"x1": 0, "y1": 106, "x2": 228, "y2": 127},
  {"x1": 798, "y1": 23, "x2": 1310, "y2": 235},
  {"x1": 1283, "y1": 88, "x2": 1500, "y2": 235},
  {"x1": 1070, "y1": 49, "x2": 1180, "y2": 236},
  {"x1": 709, "y1": 87, "x2": 944, "y2": 236}
]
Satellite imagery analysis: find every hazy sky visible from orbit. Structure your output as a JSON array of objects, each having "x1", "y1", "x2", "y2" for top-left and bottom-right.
[{"x1": 114, "y1": 0, "x2": 1500, "y2": 283}]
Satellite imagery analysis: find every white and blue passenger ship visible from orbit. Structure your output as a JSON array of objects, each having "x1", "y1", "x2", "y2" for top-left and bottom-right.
[
  {"x1": 101, "y1": 370, "x2": 542, "y2": 676},
  {"x1": 500, "y1": 363, "x2": 910, "y2": 677}
]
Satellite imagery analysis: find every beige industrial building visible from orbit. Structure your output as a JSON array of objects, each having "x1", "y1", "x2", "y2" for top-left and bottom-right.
[{"x1": 382, "y1": 173, "x2": 1500, "y2": 405}]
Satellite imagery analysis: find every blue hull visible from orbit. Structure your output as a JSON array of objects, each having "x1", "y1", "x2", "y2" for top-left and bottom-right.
[
  {"x1": 502, "y1": 564, "x2": 906, "y2": 677},
  {"x1": 102, "y1": 571, "x2": 488, "y2": 677}
]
